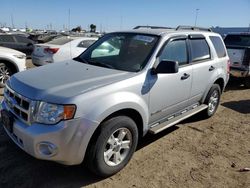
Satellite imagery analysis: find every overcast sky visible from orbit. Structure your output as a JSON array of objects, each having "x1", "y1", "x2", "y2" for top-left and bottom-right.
[{"x1": 1, "y1": 0, "x2": 249, "y2": 31}]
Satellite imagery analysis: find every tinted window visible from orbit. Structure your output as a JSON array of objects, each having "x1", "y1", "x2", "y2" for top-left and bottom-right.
[
  {"x1": 15, "y1": 36, "x2": 32, "y2": 43},
  {"x1": 190, "y1": 39, "x2": 210, "y2": 62},
  {"x1": 224, "y1": 34, "x2": 250, "y2": 47},
  {"x1": 0, "y1": 35, "x2": 15, "y2": 42},
  {"x1": 47, "y1": 37, "x2": 73, "y2": 45},
  {"x1": 160, "y1": 39, "x2": 188, "y2": 65},
  {"x1": 78, "y1": 40, "x2": 96, "y2": 48},
  {"x1": 209, "y1": 36, "x2": 226, "y2": 58}
]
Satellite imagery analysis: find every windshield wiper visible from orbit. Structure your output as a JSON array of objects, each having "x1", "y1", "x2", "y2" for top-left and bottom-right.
[{"x1": 88, "y1": 60, "x2": 114, "y2": 69}]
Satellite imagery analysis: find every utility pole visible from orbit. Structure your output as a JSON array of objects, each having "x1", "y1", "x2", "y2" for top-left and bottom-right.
[
  {"x1": 194, "y1": 8, "x2": 199, "y2": 26},
  {"x1": 11, "y1": 14, "x2": 15, "y2": 29},
  {"x1": 68, "y1": 8, "x2": 71, "y2": 31}
]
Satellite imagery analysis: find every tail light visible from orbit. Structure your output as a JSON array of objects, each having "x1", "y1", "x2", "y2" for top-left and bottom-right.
[
  {"x1": 44, "y1": 48, "x2": 59, "y2": 54},
  {"x1": 227, "y1": 59, "x2": 230, "y2": 73}
]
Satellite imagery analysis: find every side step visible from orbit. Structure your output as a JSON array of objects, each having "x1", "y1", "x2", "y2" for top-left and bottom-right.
[{"x1": 149, "y1": 104, "x2": 208, "y2": 134}]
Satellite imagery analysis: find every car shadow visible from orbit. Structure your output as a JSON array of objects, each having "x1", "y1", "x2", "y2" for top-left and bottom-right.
[
  {"x1": 0, "y1": 126, "x2": 180, "y2": 188},
  {"x1": 0, "y1": 128, "x2": 182, "y2": 188},
  {"x1": 224, "y1": 77, "x2": 247, "y2": 91},
  {"x1": 221, "y1": 100, "x2": 250, "y2": 114}
]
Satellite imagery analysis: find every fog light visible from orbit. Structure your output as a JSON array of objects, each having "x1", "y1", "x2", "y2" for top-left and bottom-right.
[{"x1": 37, "y1": 142, "x2": 58, "y2": 157}]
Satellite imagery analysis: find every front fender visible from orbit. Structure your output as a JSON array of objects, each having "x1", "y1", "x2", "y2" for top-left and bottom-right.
[{"x1": 81, "y1": 91, "x2": 149, "y2": 134}]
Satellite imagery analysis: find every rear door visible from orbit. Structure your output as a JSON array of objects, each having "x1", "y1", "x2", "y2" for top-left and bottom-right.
[
  {"x1": 188, "y1": 35, "x2": 216, "y2": 104},
  {"x1": 14, "y1": 36, "x2": 34, "y2": 56},
  {"x1": 0, "y1": 35, "x2": 17, "y2": 50},
  {"x1": 149, "y1": 37, "x2": 192, "y2": 123}
]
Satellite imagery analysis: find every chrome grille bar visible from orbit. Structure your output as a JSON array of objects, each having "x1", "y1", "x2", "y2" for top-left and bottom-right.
[{"x1": 4, "y1": 85, "x2": 32, "y2": 124}]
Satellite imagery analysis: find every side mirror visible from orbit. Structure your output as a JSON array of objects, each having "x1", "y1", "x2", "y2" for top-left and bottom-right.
[{"x1": 152, "y1": 60, "x2": 179, "y2": 74}]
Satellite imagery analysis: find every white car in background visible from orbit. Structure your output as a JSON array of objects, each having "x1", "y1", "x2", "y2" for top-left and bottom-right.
[
  {"x1": 31, "y1": 36, "x2": 98, "y2": 66},
  {"x1": 0, "y1": 46, "x2": 26, "y2": 87}
]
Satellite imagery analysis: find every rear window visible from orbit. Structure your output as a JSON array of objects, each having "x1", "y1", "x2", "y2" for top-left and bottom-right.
[
  {"x1": 190, "y1": 39, "x2": 210, "y2": 62},
  {"x1": 209, "y1": 36, "x2": 226, "y2": 58},
  {"x1": 0, "y1": 35, "x2": 15, "y2": 42},
  {"x1": 47, "y1": 37, "x2": 73, "y2": 45},
  {"x1": 224, "y1": 34, "x2": 250, "y2": 47}
]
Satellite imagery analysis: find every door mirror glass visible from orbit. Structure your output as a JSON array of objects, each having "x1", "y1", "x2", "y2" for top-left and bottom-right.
[{"x1": 153, "y1": 60, "x2": 179, "y2": 74}]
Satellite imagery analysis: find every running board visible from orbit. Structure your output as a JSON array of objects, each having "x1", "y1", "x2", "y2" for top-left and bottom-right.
[{"x1": 149, "y1": 104, "x2": 208, "y2": 134}]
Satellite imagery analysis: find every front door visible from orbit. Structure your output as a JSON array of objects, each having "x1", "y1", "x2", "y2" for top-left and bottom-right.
[{"x1": 149, "y1": 38, "x2": 192, "y2": 124}]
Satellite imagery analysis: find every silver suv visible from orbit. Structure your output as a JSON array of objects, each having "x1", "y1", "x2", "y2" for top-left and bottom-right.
[{"x1": 0, "y1": 26, "x2": 229, "y2": 177}]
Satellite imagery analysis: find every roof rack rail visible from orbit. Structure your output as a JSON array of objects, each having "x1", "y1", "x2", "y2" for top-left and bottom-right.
[
  {"x1": 176, "y1": 25, "x2": 212, "y2": 32},
  {"x1": 133, "y1": 26, "x2": 172, "y2": 30}
]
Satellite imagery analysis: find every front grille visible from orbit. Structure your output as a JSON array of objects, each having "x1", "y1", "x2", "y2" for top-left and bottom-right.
[{"x1": 4, "y1": 85, "x2": 32, "y2": 124}]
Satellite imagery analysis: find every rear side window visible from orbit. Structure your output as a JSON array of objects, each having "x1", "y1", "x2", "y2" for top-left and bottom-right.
[
  {"x1": 47, "y1": 37, "x2": 73, "y2": 45},
  {"x1": 0, "y1": 35, "x2": 15, "y2": 42},
  {"x1": 209, "y1": 36, "x2": 226, "y2": 58},
  {"x1": 190, "y1": 39, "x2": 210, "y2": 62},
  {"x1": 15, "y1": 36, "x2": 32, "y2": 44},
  {"x1": 78, "y1": 40, "x2": 96, "y2": 48}
]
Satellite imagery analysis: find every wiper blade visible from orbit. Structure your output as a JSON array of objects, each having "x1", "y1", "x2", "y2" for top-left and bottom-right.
[{"x1": 88, "y1": 60, "x2": 113, "y2": 69}]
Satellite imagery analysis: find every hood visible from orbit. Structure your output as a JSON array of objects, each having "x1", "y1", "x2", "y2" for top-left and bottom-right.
[
  {"x1": 0, "y1": 46, "x2": 26, "y2": 56},
  {"x1": 8, "y1": 60, "x2": 135, "y2": 103}
]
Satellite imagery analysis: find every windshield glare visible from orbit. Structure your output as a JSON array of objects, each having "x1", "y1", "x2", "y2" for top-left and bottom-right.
[{"x1": 78, "y1": 33, "x2": 159, "y2": 72}]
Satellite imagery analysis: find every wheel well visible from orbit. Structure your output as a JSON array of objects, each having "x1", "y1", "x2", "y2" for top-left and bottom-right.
[
  {"x1": 84, "y1": 109, "x2": 144, "y2": 163},
  {"x1": 0, "y1": 59, "x2": 18, "y2": 74},
  {"x1": 101, "y1": 109, "x2": 144, "y2": 139},
  {"x1": 214, "y1": 78, "x2": 224, "y2": 92}
]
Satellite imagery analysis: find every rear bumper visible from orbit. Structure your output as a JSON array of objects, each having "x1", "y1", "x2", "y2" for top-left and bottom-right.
[
  {"x1": 1, "y1": 100, "x2": 98, "y2": 165},
  {"x1": 31, "y1": 54, "x2": 53, "y2": 66},
  {"x1": 230, "y1": 67, "x2": 250, "y2": 78}
]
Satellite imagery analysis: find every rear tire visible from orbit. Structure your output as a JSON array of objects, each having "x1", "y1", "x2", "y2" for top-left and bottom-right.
[
  {"x1": 0, "y1": 63, "x2": 13, "y2": 87},
  {"x1": 86, "y1": 116, "x2": 138, "y2": 177},
  {"x1": 202, "y1": 84, "x2": 221, "y2": 118}
]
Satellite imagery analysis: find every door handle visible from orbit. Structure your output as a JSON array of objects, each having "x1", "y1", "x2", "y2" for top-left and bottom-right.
[
  {"x1": 209, "y1": 66, "x2": 215, "y2": 71},
  {"x1": 181, "y1": 73, "x2": 190, "y2": 80}
]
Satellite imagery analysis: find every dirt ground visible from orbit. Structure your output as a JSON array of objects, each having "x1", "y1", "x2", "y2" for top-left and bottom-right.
[{"x1": 0, "y1": 60, "x2": 249, "y2": 188}]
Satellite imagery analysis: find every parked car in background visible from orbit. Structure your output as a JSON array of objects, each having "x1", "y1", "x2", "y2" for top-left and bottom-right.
[
  {"x1": 32, "y1": 36, "x2": 98, "y2": 66},
  {"x1": 0, "y1": 34, "x2": 35, "y2": 57},
  {"x1": 0, "y1": 46, "x2": 26, "y2": 87},
  {"x1": 224, "y1": 33, "x2": 250, "y2": 88}
]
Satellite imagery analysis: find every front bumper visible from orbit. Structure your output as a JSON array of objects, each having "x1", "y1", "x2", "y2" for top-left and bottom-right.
[
  {"x1": 0, "y1": 100, "x2": 98, "y2": 165},
  {"x1": 230, "y1": 67, "x2": 250, "y2": 78}
]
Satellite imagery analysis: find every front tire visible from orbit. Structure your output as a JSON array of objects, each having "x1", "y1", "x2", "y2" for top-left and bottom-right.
[
  {"x1": 86, "y1": 116, "x2": 138, "y2": 177},
  {"x1": 202, "y1": 84, "x2": 221, "y2": 118}
]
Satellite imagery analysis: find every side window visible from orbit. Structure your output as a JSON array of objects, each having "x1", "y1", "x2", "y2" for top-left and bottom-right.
[
  {"x1": 0, "y1": 35, "x2": 15, "y2": 42},
  {"x1": 15, "y1": 36, "x2": 31, "y2": 43},
  {"x1": 209, "y1": 36, "x2": 226, "y2": 58},
  {"x1": 159, "y1": 39, "x2": 188, "y2": 66},
  {"x1": 190, "y1": 39, "x2": 210, "y2": 62},
  {"x1": 78, "y1": 40, "x2": 96, "y2": 48}
]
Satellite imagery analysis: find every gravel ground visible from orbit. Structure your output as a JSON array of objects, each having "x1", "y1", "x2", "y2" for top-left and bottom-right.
[{"x1": 0, "y1": 60, "x2": 249, "y2": 188}]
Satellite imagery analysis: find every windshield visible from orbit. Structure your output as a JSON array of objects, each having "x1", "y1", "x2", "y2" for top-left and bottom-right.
[
  {"x1": 224, "y1": 34, "x2": 250, "y2": 47},
  {"x1": 76, "y1": 33, "x2": 159, "y2": 72}
]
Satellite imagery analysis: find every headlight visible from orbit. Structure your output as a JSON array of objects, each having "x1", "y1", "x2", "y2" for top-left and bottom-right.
[
  {"x1": 33, "y1": 102, "x2": 76, "y2": 124},
  {"x1": 13, "y1": 54, "x2": 26, "y2": 59}
]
